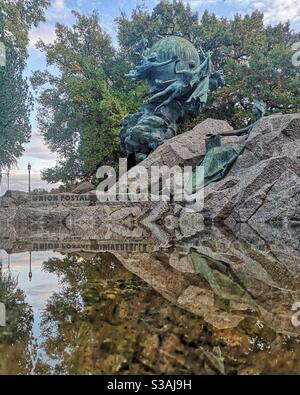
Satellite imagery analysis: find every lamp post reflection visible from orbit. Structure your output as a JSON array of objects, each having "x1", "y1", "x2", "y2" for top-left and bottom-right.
[{"x1": 29, "y1": 251, "x2": 32, "y2": 282}]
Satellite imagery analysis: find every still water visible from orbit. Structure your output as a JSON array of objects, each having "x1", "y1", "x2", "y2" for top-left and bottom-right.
[{"x1": 0, "y1": 223, "x2": 300, "y2": 375}]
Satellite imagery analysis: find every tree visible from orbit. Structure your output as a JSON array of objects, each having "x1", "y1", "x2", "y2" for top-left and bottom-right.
[
  {"x1": 116, "y1": 1, "x2": 201, "y2": 63},
  {"x1": 0, "y1": 43, "x2": 32, "y2": 169},
  {"x1": 197, "y1": 10, "x2": 300, "y2": 126},
  {"x1": 31, "y1": 12, "x2": 141, "y2": 184},
  {"x1": 34, "y1": 1, "x2": 300, "y2": 185},
  {"x1": 116, "y1": 2, "x2": 300, "y2": 128},
  {"x1": 0, "y1": 272, "x2": 33, "y2": 344},
  {"x1": 0, "y1": 0, "x2": 49, "y2": 170}
]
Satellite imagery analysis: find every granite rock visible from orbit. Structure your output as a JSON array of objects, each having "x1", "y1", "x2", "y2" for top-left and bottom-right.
[{"x1": 197, "y1": 113, "x2": 300, "y2": 223}]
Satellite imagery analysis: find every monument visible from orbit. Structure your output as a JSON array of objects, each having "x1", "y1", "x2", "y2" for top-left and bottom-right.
[
  {"x1": 120, "y1": 34, "x2": 224, "y2": 165},
  {"x1": 120, "y1": 33, "x2": 268, "y2": 191}
]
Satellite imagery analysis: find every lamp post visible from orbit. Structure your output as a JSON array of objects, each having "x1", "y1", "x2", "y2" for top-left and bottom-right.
[{"x1": 27, "y1": 163, "x2": 31, "y2": 193}]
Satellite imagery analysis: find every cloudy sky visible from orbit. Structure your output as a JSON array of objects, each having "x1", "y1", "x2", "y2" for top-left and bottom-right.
[{"x1": 3, "y1": 0, "x2": 300, "y2": 194}]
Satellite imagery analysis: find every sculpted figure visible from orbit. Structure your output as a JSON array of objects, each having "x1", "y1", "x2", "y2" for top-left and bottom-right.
[
  {"x1": 125, "y1": 53, "x2": 178, "y2": 82},
  {"x1": 134, "y1": 35, "x2": 149, "y2": 56},
  {"x1": 146, "y1": 51, "x2": 213, "y2": 111},
  {"x1": 187, "y1": 100, "x2": 267, "y2": 191},
  {"x1": 120, "y1": 35, "x2": 225, "y2": 164}
]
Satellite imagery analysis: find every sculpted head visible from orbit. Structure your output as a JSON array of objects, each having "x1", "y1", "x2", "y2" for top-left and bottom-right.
[
  {"x1": 252, "y1": 100, "x2": 266, "y2": 121},
  {"x1": 148, "y1": 52, "x2": 158, "y2": 62}
]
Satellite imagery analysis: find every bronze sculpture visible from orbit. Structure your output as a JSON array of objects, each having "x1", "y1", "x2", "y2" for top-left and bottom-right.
[
  {"x1": 188, "y1": 100, "x2": 267, "y2": 191},
  {"x1": 120, "y1": 34, "x2": 224, "y2": 165},
  {"x1": 146, "y1": 52, "x2": 213, "y2": 112},
  {"x1": 121, "y1": 34, "x2": 266, "y2": 190}
]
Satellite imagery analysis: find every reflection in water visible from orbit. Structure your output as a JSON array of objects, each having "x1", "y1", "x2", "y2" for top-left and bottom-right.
[
  {"x1": 0, "y1": 220, "x2": 299, "y2": 375},
  {"x1": 0, "y1": 270, "x2": 33, "y2": 374},
  {"x1": 190, "y1": 250, "x2": 257, "y2": 308}
]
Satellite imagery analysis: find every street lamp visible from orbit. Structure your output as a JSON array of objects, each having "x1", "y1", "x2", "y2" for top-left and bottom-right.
[{"x1": 27, "y1": 163, "x2": 31, "y2": 193}]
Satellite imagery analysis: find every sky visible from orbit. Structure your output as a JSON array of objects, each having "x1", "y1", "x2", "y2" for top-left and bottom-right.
[{"x1": 2, "y1": 0, "x2": 300, "y2": 194}]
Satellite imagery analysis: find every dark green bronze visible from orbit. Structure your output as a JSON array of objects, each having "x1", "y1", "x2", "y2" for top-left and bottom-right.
[
  {"x1": 205, "y1": 134, "x2": 221, "y2": 152},
  {"x1": 120, "y1": 34, "x2": 224, "y2": 164},
  {"x1": 188, "y1": 250, "x2": 256, "y2": 307},
  {"x1": 189, "y1": 100, "x2": 266, "y2": 191}
]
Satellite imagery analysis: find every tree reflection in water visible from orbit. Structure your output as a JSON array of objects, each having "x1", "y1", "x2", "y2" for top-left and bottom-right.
[
  {"x1": 0, "y1": 272, "x2": 33, "y2": 374},
  {"x1": 34, "y1": 251, "x2": 300, "y2": 375}
]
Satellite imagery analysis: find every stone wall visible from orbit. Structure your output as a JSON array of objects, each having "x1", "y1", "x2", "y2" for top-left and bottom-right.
[{"x1": 0, "y1": 113, "x2": 299, "y2": 225}]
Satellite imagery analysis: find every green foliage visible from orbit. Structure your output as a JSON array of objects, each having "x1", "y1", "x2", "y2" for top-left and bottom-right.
[
  {"x1": 0, "y1": 45, "x2": 32, "y2": 169},
  {"x1": 34, "y1": 1, "x2": 300, "y2": 184},
  {"x1": 116, "y1": 0, "x2": 200, "y2": 63},
  {"x1": 32, "y1": 12, "x2": 142, "y2": 184},
  {"x1": 50, "y1": 182, "x2": 77, "y2": 194},
  {"x1": 0, "y1": 0, "x2": 49, "y2": 170},
  {"x1": 0, "y1": 273, "x2": 33, "y2": 344},
  {"x1": 199, "y1": 11, "x2": 300, "y2": 126},
  {"x1": 116, "y1": 2, "x2": 300, "y2": 129}
]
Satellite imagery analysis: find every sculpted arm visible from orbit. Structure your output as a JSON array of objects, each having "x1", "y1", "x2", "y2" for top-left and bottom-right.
[{"x1": 152, "y1": 56, "x2": 178, "y2": 68}]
